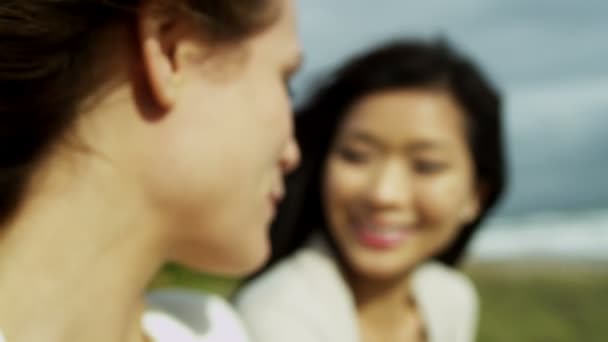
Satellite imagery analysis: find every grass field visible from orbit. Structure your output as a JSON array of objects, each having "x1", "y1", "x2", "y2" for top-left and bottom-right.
[
  {"x1": 151, "y1": 259, "x2": 608, "y2": 342},
  {"x1": 464, "y1": 259, "x2": 608, "y2": 342},
  {"x1": 150, "y1": 263, "x2": 241, "y2": 298}
]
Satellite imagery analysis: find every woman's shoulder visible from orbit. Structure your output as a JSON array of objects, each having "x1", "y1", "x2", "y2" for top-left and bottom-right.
[
  {"x1": 236, "y1": 242, "x2": 345, "y2": 310},
  {"x1": 412, "y1": 262, "x2": 479, "y2": 342},
  {"x1": 235, "y1": 242, "x2": 359, "y2": 341},
  {"x1": 144, "y1": 288, "x2": 250, "y2": 342},
  {"x1": 413, "y1": 261, "x2": 478, "y2": 304}
]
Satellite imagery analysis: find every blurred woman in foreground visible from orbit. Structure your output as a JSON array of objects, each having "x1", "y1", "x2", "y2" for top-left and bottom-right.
[{"x1": 0, "y1": 0, "x2": 301, "y2": 341}]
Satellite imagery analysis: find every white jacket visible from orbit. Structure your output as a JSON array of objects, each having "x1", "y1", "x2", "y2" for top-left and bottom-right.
[
  {"x1": 236, "y1": 238, "x2": 478, "y2": 342},
  {"x1": 144, "y1": 288, "x2": 251, "y2": 342}
]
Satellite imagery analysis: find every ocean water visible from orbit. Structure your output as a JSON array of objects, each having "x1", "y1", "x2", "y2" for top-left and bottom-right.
[{"x1": 468, "y1": 209, "x2": 608, "y2": 261}]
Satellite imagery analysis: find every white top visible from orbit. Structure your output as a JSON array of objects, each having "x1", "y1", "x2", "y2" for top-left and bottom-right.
[
  {"x1": 236, "y1": 237, "x2": 478, "y2": 342},
  {"x1": 144, "y1": 288, "x2": 251, "y2": 342}
]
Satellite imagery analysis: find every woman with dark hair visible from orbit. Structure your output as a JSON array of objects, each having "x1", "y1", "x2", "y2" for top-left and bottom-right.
[
  {"x1": 237, "y1": 40, "x2": 506, "y2": 342},
  {"x1": 0, "y1": 0, "x2": 301, "y2": 341}
]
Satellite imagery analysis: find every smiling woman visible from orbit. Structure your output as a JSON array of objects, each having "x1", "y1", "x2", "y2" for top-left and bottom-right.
[
  {"x1": 0, "y1": 0, "x2": 301, "y2": 341},
  {"x1": 236, "y1": 39, "x2": 506, "y2": 342}
]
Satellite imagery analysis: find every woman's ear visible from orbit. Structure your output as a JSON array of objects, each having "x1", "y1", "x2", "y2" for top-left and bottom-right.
[
  {"x1": 461, "y1": 199, "x2": 480, "y2": 225},
  {"x1": 136, "y1": 3, "x2": 186, "y2": 111},
  {"x1": 461, "y1": 182, "x2": 488, "y2": 224}
]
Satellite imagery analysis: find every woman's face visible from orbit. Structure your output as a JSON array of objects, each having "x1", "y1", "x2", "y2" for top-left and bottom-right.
[
  {"x1": 137, "y1": 0, "x2": 302, "y2": 275},
  {"x1": 322, "y1": 88, "x2": 481, "y2": 280}
]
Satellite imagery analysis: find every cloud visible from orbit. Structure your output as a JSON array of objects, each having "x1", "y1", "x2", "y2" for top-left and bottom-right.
[{"x1": 293, "y1": 0, "x2": 608, "y2": 216}]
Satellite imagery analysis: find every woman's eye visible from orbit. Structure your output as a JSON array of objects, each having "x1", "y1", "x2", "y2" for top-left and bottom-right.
[
  {"x1": 337, "y1": 147, "x2": 369, "y2": 164},
  {"x1": 414, "y1": 160, "x2": 448, "y2": 174}
]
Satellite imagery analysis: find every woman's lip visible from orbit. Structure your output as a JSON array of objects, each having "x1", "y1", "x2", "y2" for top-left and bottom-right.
[
  {"x1": 350, "y1": 221, "x2": 416, "y2": 249},
  {"x1": 269, "y1": 191, "x2": 284, "y2": 207},
  {"x1": 268, "y1": 191, "x2": 284, "y2": 218}
]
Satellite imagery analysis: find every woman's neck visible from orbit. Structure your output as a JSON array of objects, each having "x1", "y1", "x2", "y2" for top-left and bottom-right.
[
  {"x1": 346, "y1": 268, "x2": 423, "y2": 342},
  {"x1": 348, "y1": 269, "x2": 412, "y2": 325},
  {"x1": 0, "y1": 155, "x2": 169, "y2": 342}
]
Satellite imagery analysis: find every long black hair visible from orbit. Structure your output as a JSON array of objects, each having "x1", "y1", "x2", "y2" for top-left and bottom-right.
[{"x1": 269, "y1": 39, "x2": 507, "y2": 267}]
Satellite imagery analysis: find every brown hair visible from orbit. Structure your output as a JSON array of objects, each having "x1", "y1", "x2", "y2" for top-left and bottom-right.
[{"x1": 0, "y1": 0, "x2": 277, "y2": 224}]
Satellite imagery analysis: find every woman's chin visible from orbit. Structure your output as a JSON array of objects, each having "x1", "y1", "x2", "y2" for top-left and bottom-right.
[
  {"x1": 344, "y1": 252, "x2": 419, "y2": 282},
  {"x1": 226, "y1": 243, "x2": 271, "y2": 276},
  {"x1": 174, "y1": 237, "x2": 271, "y2": 278}
]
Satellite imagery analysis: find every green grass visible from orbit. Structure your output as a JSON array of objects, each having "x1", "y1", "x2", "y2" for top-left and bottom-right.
[
  {"x1": 464, "y1": 260, "x2": 608, "y2": 342},
  {"x1": 149, "y1": 263, "x2": 240, "y2": 298},
  {"x1": 151, "y1": 260, "x2": 608, "y2": 341}
]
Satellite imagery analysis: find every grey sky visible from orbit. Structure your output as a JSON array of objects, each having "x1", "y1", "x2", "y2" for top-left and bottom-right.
[{"x1": 293, "y1": 0, "x2": 608, "y2": 217}]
